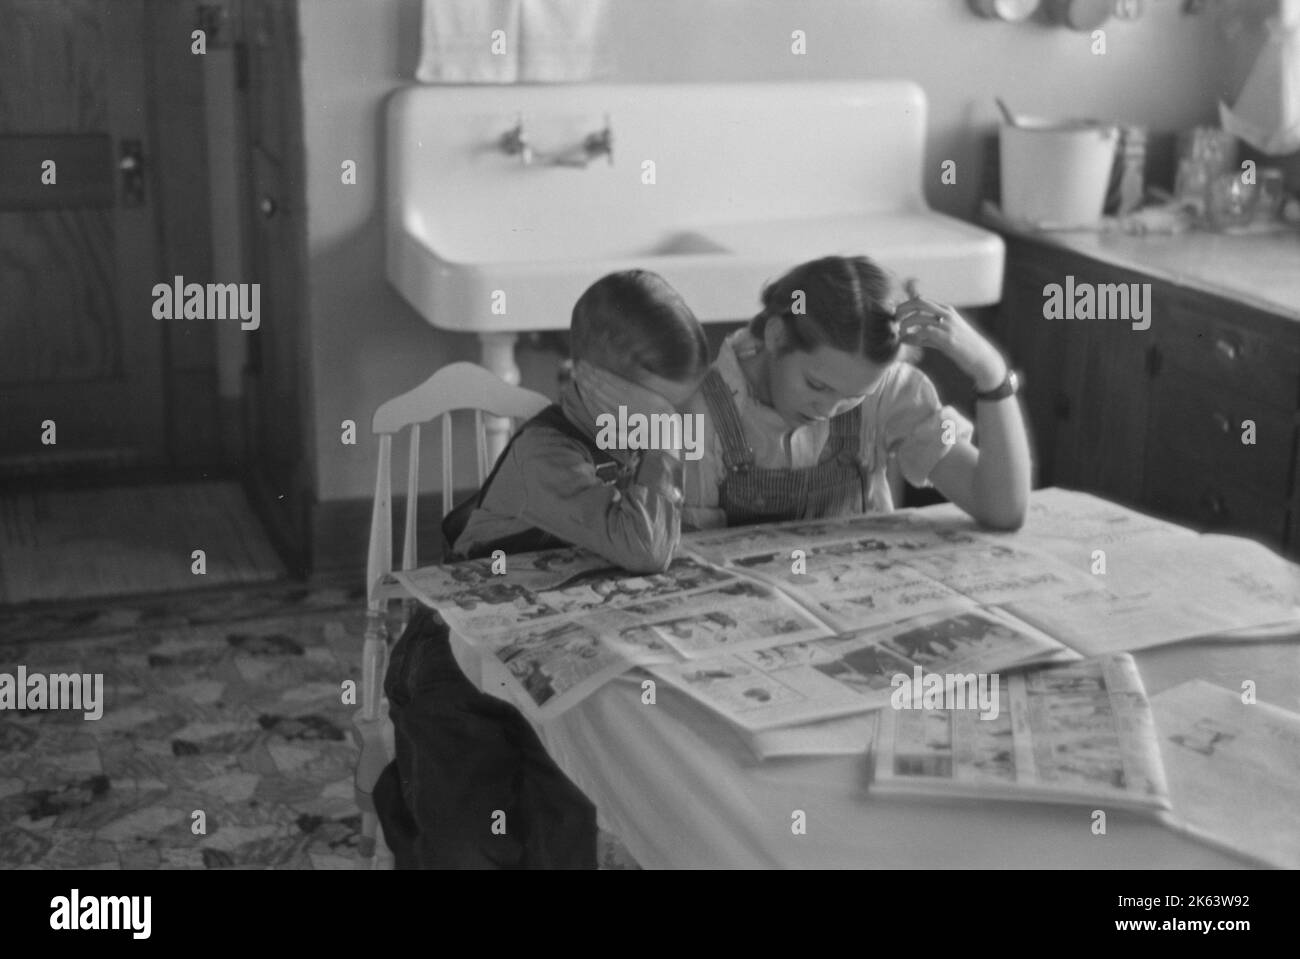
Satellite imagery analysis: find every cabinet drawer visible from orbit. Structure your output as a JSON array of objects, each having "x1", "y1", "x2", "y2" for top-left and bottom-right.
[
  {"x1": 1145, "y1": 455, "x2": 1290, "y2": 545},
  {"x1": 1155, "y1": 291, "x2": 1300, "y2": 410},
  {"x1": 1148, "y1": 378, "x2": 1296, "y2": 501}
]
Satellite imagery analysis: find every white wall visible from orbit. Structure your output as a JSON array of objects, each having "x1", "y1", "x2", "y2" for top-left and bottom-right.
[{"x1": 299, "y1": 0, "x2": 1267, "y2": 503}]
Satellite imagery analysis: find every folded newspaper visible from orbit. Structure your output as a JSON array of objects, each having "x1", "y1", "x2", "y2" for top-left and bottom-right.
[
  {"x1": 1150, "y1": 679, "x2": 1300, "y2": 868},
  {"x1": 647, "y1": 605, "x2": 1079, "y2": 734},
  {"x1": 394, "y1": 512, "x2": 1098, "y2": 724},
  {"x1": 870, "y1": 653, "x2": 1171, "y2": 811},
  {"x1": 392, "y1": 490, "x2": 1300, "y2": 738}
]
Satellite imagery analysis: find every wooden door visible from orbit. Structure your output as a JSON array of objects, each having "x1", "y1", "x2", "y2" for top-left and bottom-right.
[
  {"x1": 0, "y1": 0, "x2": 166, "y2": 475},
  {"x1": 238, "y1": 0, "x2": 309, "y2": 568}
]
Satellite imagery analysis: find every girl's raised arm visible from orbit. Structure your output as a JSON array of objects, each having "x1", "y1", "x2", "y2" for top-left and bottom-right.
[{"x1": 896, "y1": 296, "x2": 1031, "y2": 529}]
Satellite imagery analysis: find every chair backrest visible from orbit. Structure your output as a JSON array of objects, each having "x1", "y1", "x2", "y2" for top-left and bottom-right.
[
  {"x1": 366, "y1": 362, "x2": 551, "y2": 608},
  {"x1": 358, "y1": 362, "x2": 550, "y2": 729}
]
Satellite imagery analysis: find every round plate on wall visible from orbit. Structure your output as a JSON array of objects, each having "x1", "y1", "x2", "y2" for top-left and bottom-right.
[{"x1": 969, "y1": 0, "x2": 1041, "y2": 21}]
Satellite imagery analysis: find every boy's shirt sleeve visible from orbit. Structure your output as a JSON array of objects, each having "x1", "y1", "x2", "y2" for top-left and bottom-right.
[{"x1": 482, "y1": 426, "x2": 685, "y2": 573}]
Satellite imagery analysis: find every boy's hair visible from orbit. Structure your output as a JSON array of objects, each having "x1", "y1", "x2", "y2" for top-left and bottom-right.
[
  {"x1": 748, "y1": 256, "x2": 901, "y2": 364},
  {"x1": 570, "y1": 270, "x2": 709, "y2": 383}
]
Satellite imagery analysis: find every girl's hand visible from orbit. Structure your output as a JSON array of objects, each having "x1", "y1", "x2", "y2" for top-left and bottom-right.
[
  {"x1": 895, "y1": 288, "x2": 1008, "y2": 392},
  {"x1": 574, "y1": 360, "x2": 678, "y2": 423}
]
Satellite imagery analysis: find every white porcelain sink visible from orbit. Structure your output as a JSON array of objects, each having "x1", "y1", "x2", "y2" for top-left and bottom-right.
[{"x1": 386, "y1": 82, "x2": 1004, "y2": 451}]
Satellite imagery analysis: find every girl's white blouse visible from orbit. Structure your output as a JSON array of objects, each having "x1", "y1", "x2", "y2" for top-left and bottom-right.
[{"x1": 683, "y1": 329, "x2": 973, "y2": 530}]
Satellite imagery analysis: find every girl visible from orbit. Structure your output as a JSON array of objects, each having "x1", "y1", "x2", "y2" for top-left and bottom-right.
[
  {"x1": 377, "y1": 269, "x2": 709, "y2": 869},
  {"x1": 684, "y1": 255, "x2": 1031, "y2": 530}
]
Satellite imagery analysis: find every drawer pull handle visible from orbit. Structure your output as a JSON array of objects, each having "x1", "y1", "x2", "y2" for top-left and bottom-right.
[
  {"x1": 1213, "y1": 337, "x2": 1239, "y2": 362},
  {"x1": 1211, "y1": 411, "x2": 1231, "y2": 434}
]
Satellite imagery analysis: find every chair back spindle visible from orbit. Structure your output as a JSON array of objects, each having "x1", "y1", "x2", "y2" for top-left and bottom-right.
[{"x1": 354, "y1": 362, "x2": 550, "y2": 866}]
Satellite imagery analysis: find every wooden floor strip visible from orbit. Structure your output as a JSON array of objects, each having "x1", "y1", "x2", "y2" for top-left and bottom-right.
[{"x1": 0, "y1": 481, "x2": 285, "y2": 604}]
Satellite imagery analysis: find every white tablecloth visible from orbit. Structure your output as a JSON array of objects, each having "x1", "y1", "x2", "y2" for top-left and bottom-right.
[
  {"x1": 448, "y1": 626, "x2": 1300, "y2": 869},
  {"x1": 440, "y1": 494, "x2": 1300, "y2": 869}
]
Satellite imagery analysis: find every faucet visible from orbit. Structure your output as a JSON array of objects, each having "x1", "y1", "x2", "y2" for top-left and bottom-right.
[
  {"x1": 540, "y1": 117, "x2": 614, "y2": 169},
  {"x1": 499, "y1": 114, "x2": 613, "y2": 168},
  {"x1": 499, "y1": 114, "x2": 533, "y2": 165},
  {"x1": 581, "y1": 115, "x2": 613, "y2": 166}
]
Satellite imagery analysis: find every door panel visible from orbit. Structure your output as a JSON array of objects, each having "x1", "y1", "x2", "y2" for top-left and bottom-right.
[
  {"x1": 0, "y1": 133, "x2": 114, "y2": 209},
  {"x1": 0, "y1": 0, "x2": 165, "y2": 471}
]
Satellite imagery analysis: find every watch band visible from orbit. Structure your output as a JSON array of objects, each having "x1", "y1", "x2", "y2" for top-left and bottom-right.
[{"x1": 974, "y1": 368, "x2": 1019, "y2": 402}]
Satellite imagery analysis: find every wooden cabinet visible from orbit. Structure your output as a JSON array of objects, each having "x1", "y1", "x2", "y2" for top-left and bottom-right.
[{"x1": 993, "y1": 235, "x2": 1300, "y2": 557}]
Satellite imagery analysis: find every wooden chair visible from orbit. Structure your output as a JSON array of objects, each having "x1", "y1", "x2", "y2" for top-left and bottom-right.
[{"x1": 352, "y1": 362, "x2": 551, "y2": 868}]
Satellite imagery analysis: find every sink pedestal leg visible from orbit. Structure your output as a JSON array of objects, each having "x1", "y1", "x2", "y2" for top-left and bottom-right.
[{"x1": 479, "y1": 332, "x2": 520, "y2": 466}]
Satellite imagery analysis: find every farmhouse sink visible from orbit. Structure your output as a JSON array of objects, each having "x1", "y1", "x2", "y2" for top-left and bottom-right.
[{"x1": 386, "y1": 82, "x2": 1004, "y2": 454}]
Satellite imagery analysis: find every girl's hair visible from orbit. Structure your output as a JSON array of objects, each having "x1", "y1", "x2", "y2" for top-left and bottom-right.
[
  {"x1": 747, "y1": 256, "x2": 901, "y2": 364},
  {"x1": 571, "y1": 270, "x2": 709, "y2": 383}
]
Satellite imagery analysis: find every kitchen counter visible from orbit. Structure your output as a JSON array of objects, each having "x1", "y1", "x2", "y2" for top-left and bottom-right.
[
  {"x1": 981, "y1": 202, "x2": 1300, "y2": 323},
  {"x1": 982, "y1": 206, "x2": 1300, "y2": 557}
]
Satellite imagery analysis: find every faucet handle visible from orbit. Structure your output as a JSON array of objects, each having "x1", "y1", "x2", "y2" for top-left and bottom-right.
[
  {"x1": 584, "y1": 113, "x2": 613, "y2": 165},
  {"x1": 500, "y1": 113, "x2": 533, "y2": 165}
]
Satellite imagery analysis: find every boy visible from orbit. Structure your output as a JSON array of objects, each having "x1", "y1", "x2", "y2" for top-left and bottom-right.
[{"x1": 375, "y1": 270, "x2": 709, "y2": 868}]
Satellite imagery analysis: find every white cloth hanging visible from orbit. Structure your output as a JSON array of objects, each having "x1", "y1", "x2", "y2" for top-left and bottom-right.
[
  {"x1": 414, "y1": 0, "x2": 611, "y2": 84},
  {"x1": 518, "y1": 0, "x2": 612, "y2": 83},
  {"x1": 1219, "y1": 0, "x2": 1300, "y2": 155},
  {"x1": 415, "y1": 0, "x2": 521, "y2": 84}
]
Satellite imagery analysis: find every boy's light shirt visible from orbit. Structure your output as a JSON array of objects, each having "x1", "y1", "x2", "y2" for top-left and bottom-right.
[{"x1": 682, "y1": 329, "x2": 973, "y2": 530}]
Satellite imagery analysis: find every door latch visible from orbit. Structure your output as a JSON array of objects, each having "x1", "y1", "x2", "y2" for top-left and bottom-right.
[{"x1": 119, "y1": 139, "x2": 145, "y2": 207}]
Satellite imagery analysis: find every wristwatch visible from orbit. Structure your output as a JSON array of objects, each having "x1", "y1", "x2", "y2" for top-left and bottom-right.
[{"x1": 974, "y1": 368, "x2": 1019, "y2": 403}]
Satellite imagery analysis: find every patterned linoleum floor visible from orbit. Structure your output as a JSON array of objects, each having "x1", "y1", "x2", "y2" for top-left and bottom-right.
[{"x1": 0, "y1": 581, "x2": 637, "y2": 869}]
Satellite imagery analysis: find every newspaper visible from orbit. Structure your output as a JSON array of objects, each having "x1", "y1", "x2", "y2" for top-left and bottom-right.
[
  {"x1": 392, "y1": 545, "x2": 616, "y2": 609},
  {"x1": 592, "y1": 579, "x2": 833, "y2": 660},
  {"x1": 393, "y1": 488, "x2": 1300, "y2": 734},
  {"x1": 725, "y1": 543, "x2": 970, "y2": 630},
  {"x1": 893, "y1": 540, "x2": 1106, "y2": 608},
  {"x1": 461, "y1": 568, "x2": 831, "y2": 721},
  {"x1": 1151, "y1": 680, "x2": 1300, "y2": 869},
  {"x1": 681, "y1": 508, "x2": 981, "y2": 566},
  {"x1": 648, "y1": 606, "x2": 1078, "y2": 734},
  {"x1": 397, "y1": 553, "x2": 738, "y2": 641},
  {"x1": 871, "y1": 654, "x2": 1170, "y2": 811},
  {"x1": 1005, "y1": 534, "x2": 1300, "y2": 656},
  {"x1": 530, "y1": 556, "x2": 737, "y2": 621},
  {"x1": 1018, "y1": 487, "x2": 1194, "y2": 548},
  {"x1": 716, "y1": 531, "x2": 1106, "y2": 631},
  {"x1": 480, "y1": 617, "x2": 636, "y2": 722}
]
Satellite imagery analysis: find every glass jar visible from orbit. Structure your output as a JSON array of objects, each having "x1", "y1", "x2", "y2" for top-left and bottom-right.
[
  {"x1": 1257, "y1": 168, "x2": 1286, "y2": 221},
  {"x1": 1206, "y1": 172, "x2": 1258, "y2": 231}
]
